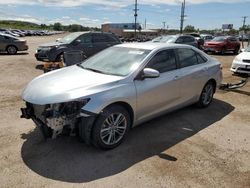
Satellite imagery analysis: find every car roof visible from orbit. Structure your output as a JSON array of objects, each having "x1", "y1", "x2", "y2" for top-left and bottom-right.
[
  {"x1": 116, "y1": 42, "x2": 193, "y2": 51},
  {"x1": 0, "y1": 33, "x2": 14, "y2": 38}
]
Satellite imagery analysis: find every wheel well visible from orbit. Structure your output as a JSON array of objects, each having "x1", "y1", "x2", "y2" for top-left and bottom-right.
[
  {"x1": 105, "y1": 102, "x2": 134, "y2": 127},
  {"x1": 56, "y1": 52, "x2": 64, "y2": 62},
  {"x1": 6, "y1": 45, "x2": 17, "y2": 51},
  {"x1": 207, "y1": 79, "x2": 217, "y2": 93}
]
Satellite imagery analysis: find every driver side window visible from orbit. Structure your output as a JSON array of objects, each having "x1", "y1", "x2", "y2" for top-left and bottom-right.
[
  {"x1": 78, "y1": 34, "x2": 92, "y2": 43},
  {"x1": 147, "y1": 49, "x2": 177, "y2": 73}
]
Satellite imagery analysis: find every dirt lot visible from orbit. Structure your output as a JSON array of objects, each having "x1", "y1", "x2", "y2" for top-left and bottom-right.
[{"x1": 0, "y1": 35, "x2": 249, "y2": 188}]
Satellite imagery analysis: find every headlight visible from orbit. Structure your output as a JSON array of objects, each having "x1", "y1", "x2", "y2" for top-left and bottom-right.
[
  {"x1": 234, "y1": 56, "x2": 242, "y2": 62},
  {"x1": 44, "y1": 99, "x2": 90, "y2": 118}
]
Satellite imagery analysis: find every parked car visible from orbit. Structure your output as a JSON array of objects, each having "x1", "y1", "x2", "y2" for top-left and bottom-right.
[
  {"x1": 187, "y1": 33, "x2": 205, "y2": 49},
  {"x1": 21, "y1": 43, "x2": 222, "y2": 149},
  {"x1": 0, "y1": 33, "x2": 28, "y2": 54},
  {"x1": 201, "y1": 34, "x2": 214, "y2": 41},
  {"x1": 152, "y1": 35, "x2": 198, "y2": 48},
  {"x1": 35, "y1": 31, "x2": 121, "y2": 62},
  {"x1": 203, "y1": 36, "x2": 240, "y2": 55},
  {"x1": 238, "y1": 34, "x2": 248, "y2": 42},
  {"x1": 231, "y1": 45, "x2": 250, "y2": 74}
]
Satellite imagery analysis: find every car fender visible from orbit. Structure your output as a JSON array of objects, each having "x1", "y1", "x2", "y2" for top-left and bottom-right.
[{"x1": 81, "y1": 83, "x2": 137, "y2": 119}]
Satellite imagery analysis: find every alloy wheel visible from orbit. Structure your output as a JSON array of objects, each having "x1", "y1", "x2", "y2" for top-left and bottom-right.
[
  {"x1": 100, "y1": 113, "x2": 127, "y2": 146},
  {"x1": 201, "y1": 84, "x2": 214, "y2": 106}
]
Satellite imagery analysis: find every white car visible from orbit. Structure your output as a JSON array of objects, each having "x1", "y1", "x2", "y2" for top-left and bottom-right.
[{"x1": 231, "y1": 46, "x2": 250, "y2": 74}]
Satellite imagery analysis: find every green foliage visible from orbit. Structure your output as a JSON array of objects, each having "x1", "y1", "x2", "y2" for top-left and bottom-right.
[
  {"x1": 0, "y1": 20, "x2": 101, "y2": 32},
  {"x1": 53, "y1": 22, "x2": 63, "y2": 31},
  {"x1": 184, "y1": 25, "x2": 196, "y2": 32}
]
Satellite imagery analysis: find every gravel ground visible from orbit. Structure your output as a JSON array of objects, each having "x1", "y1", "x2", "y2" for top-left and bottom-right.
[{"x1": 0, "y1": 35, "x2": 249, "y2": 188}]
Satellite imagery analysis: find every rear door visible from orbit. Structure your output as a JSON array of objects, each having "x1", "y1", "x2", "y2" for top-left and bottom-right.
[
  {"x1": 176, "y1": 48, "x2": 209, "y2": 103},
  {"x1": 134, "y1": 49, "x2": 181, "y2": 121},
  {"x1": 183, "y1": 36, "x2": 197, "y2": 47},
  {"x1": 92, "y1": 33, "x2": 111, "y2": 54},
  {"x1": 0, "y1": 35, "x2": 5, "y2": 51}
]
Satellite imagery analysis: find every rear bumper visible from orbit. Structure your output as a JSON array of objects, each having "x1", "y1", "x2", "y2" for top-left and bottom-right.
[{"x1": 19, "y1": 45, "x2": 29, "y2": 51}]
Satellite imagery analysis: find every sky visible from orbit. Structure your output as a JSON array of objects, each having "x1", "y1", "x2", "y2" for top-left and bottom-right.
[{"x1": 0, "y1": 0, "x2": 249, "y2": 30}]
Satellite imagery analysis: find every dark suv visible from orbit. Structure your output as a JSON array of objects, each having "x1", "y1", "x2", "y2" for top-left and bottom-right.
[{"x1": 35, "y1": 32, "x2": 121, "y2": 62}]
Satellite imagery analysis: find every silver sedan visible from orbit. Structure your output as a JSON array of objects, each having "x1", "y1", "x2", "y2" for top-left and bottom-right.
[{"x1": 21, "y1": 43, "x2": 223, "y2": 149}]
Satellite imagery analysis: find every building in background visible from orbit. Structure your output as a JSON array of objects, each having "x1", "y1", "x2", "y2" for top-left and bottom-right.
[
  {"x1": 102, "y1": 23, "x2": 141, "y2": 35},
  {"x1": 101, "y1": 23, "x2": 157, "y2": 38}
]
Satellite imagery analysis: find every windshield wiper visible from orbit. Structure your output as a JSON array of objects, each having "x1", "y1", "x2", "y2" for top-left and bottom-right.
[
  {"x1": 76, "y1": 63, "x2": 85, "y2": 69},
  {"x1": 76, "y1": 64, "x2": 106, "y2": 74}
]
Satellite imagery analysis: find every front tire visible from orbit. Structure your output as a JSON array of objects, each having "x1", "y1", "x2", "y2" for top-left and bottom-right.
[
  {"x1": 92, "y1": 105, "x2": 130, "y2": 149},
  {"x1": 197, "y1": 81, "x2": 215, "y2": 108},
  {"x1": 7, "y1": 45, "x2": 17, "y2": 55}
]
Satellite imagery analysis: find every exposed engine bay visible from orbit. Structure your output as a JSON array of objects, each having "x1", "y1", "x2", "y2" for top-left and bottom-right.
[{"x1": 21, "y1": 100, "x2": 88, "y2": 139}]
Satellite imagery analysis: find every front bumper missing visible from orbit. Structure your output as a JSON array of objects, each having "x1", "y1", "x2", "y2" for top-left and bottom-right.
[{"x1": 20, "y1": 105, "x2": 98, "y2": 144}]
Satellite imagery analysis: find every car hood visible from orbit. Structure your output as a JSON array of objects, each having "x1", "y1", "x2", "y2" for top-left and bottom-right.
[
  {"x1": 237, "y1": 51, "x2": 250, "y2": 60},
  {"x1": 22, "y1": 65, "x2": 124, "y2": 105},
  {"x1": 39, "y1": 41, "x2": 67, "y2": 47}
]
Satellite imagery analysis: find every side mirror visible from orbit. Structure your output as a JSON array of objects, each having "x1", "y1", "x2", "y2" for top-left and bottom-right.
[
  {"x1": 72, "y1": 39, "x2": 81, "y2": 46},
  {"x1": 56, "y1": 38, "x2": 61, "y2": 42},
  {"x1": 142, "y1": 68, "x2": 160, "y2": 79}
]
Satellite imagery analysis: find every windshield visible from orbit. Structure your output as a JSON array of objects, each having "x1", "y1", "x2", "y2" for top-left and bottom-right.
[
  {"x1": 152, "y1": 35, "x2": 177, "y2": 43},
  {"x1": 245, "y1": 45, "x2": 250, "y2": 52},
  {"x1": 58, "y1": 32, "x2": 82, "y2": 43},
  {"x1": 211, "y1": 36, "x2": 226, "y2": 42},
  {"x1": 80, "y1": 47, "x2": 151, "y2": 76}
]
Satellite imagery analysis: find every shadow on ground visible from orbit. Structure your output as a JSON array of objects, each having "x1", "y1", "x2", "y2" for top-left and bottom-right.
[
  {"x1": 21, "y1": 99, "x2": 234, "y2": 183},
  {"x1": 0, "y1": 52, "x2": 29, "y2": 56}
]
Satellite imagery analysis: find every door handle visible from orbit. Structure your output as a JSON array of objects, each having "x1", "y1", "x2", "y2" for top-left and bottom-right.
[
  {"x1": 202, "y1": 67, "x2": 208, "y2": 71},
  {"x1": 173, "y1": 76, "x2": 179, "y2": 80}
]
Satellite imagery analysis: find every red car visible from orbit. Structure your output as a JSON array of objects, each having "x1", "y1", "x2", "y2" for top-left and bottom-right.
[{"x1": 203, "y1": 36, "x2": 240, "y2": 55}]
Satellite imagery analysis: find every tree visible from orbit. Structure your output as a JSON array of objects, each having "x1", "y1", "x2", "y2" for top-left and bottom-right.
[
  {"x1": 53, "y1": 22, "x2": 62, "y2": 31},
  {"x1": 184, "y1": 25, "x2": 196, "y2": 33}
]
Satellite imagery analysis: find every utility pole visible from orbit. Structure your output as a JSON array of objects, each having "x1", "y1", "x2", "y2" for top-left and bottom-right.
[
  {"x1": 242, "y1": 16, "x2": 248, "y2": 30},
  {"x1": 144, "y1": 18, "x2": 147, "y2": 29},
  {"x1": 163, "y1": 21, "x2": 166, "y2": 33},
  {"x1": 134, "y1": 0, "x2": 139, "y2": 39},
  {"x1": 241, "y1": 16, "x2": 248, "y2": 48},
  {"x1": 180, "y1": 0, "x2": 186, "y2": 34}
]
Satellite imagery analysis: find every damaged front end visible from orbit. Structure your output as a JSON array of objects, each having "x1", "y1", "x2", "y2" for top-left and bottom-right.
[{"x1": 21, "y1": 99, "x2": 90, "y2": 139}]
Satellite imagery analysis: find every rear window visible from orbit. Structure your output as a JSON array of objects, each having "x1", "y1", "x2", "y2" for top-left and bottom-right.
[
  {"x1": 93, "y1": 34, "x2": 107, "y2": 43},
  {"x1": 177, "y1": 48, "x2": 207, "y2": 68},
  {"x1": 184, "y1": 36, "x2": 195, "y2": 42},
  {"x1": 106, "y1": 34, "x2": 119, "y2": 43}
]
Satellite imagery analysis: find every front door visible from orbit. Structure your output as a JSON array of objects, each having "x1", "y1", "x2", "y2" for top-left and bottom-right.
[{"x1": 134, "y1": 49, "x2": 181, "y2": 122}]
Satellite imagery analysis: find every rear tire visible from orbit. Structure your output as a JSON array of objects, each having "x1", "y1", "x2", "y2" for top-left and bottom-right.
[
  {"x1": 92, "y1": 105, "x2": 130, "y2": 150},
  {"x1": 197, "y1": 81, "x2": 215, "y2": 108},
  {"x1": 221, "y1": 48, "x2": 226, "y2": 55},
  {"x1": 7, "y1": 45, "x2": 17, "y2": 55}
]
